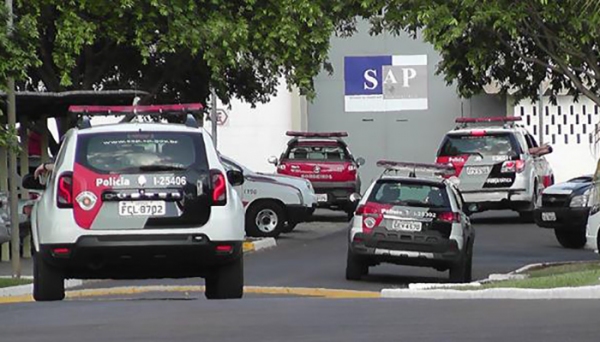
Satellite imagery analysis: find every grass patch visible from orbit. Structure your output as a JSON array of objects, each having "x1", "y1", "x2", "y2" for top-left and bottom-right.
[
  {"x1": 0, "y1": 278, "x2": 32, "y2": 288},
  {"x1": 448, "y1": 261, "x2": 600, "y2": 290}
]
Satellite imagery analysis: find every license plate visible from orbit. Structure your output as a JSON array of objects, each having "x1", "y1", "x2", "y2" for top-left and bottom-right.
[
  {"x1": 389, "y1": 220, "x2": 422, "y2": 232},
  {"x1": 465, "y1": 166, "x2": 491, "y2": 175},
  {"x1": 118, "y1": 201, "x2": 166, "y2": 216},
  {"x1": 316, "y1": 194, "x2": 328, "y2": 202},
  {"x1": 541, "y1": 212, "x2": 557, "y2": 221}
]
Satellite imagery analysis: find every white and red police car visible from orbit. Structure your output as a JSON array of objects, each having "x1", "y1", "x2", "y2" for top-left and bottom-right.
[
  {"x1": 268, "y1": 131, "x2": 365, "y2": 219},
  {"x1": 22, "y1": 104, "x2": 246, "y2": 301},
  {"x1": 346, "y1": 161, "x2": 475, "y2": 283},
  {"x1": 436, "y1": 116, "x2": 554, "y2": 221}
]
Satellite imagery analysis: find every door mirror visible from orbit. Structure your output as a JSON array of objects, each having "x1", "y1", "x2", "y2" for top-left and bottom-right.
[
  {"x1": 464, "y1": 203, "x2": 480, "y2": 216},
  {"x1": 226, "y1": 170, "x2": 244, "y2": 186},
  {"x1": 22, "y1": 174, "x2": 45, "y2": 190},
  {"x1": 267, "y1": 156, "x2": 278, "y2": 165},
  {"x1": 356, "y1": 157, "x2": 365, "y2": 166}
]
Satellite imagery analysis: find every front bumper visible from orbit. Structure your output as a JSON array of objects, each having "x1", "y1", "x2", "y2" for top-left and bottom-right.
[
  {"x1": 534, "y1": 207, "x2": 589, "y2": 230},
  {"x1": 349, "y1": 233, "x2": 461, "y2": 268},
  {"x1": 38, "y1": 234, "x2": 243, "y2": 279}
]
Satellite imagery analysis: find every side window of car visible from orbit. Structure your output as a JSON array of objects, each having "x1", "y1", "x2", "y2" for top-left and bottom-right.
[{"x1": 527, "y1": 134, "x2": 539, "y2": 148}]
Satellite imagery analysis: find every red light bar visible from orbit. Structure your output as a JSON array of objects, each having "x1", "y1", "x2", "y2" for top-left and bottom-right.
[
  {"x1": 377, "y1": 160, "x2": 455, "y2": 175},
  {"x1": 286, "y1": 131, "x2": 348, "y2": 138},
  {"x1": 455, "y1": 116, "x2": 521, "y2": 123},
  {"x1": 69, "y1": 103, "x2": 203, "y2": 115}
]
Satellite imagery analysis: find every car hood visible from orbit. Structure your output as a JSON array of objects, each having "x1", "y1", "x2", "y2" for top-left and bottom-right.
[
  {"x1": 255, "y1": 172, "x2": 310, "y2": 187},
  {"x1": 543, "y1": 180, "x2": 591, "y2": 195}
]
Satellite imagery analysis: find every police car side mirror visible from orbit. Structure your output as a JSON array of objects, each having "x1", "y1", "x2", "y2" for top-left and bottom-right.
[
  {"x1": 465, "y1": 203, "x2": 480, "y2": 216},
  {"x1": 22, "y1": 174, "x2": 45, "y2": 190},
  {"x1": 356, "y1": 157, "x2": 365, "y2": 166},
  {"x1": 227, "y1": 170, "x2": 244, "y2": 186},
  {"x1": 268, "y1": 156, "x2": 278, "y2": 165}
]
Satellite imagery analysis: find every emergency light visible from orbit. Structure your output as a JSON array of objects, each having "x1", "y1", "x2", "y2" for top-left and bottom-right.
[
  {"x1": 285, "y1": 131, "x2": 349, "y2": 138},
  {"x1": 69, "y1": 103, "x2": 203, "y2": 115},
  {"x1": 377, "y1": 160, "x2": 455, "y2": 178},
  {"x1": 455, "y1": 116, "x2": 522, "y2": 129}
]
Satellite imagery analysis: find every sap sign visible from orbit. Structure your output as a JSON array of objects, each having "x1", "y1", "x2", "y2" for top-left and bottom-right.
[{"x1": 344, "y1": 55, "x2": 428, "y2": 112}]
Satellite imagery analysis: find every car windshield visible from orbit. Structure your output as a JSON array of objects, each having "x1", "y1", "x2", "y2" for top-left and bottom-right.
[
  {"x1": 368, "y1": 180, "x2": 450, "y2": 209},
  {"x1": 285, "y1": 143, "x2": 349, "y2": 161},
  {"x1": 439, "y1": 133, "x2": 517, "y2": 157},
  {"x1": 76, "y1": 132, "x2": 207, "y2": 173}
]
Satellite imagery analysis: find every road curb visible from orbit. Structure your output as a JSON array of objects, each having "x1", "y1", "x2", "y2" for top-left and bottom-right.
[
  {"x1": 0, "y1": 279, "x2": 83, "y2": 298},
  {"x1": 243, "y1": 237, "x2": 277, "y2": 253},
  {"x1": 381, "y1": 260, "x2": 600, "y2": 299}
]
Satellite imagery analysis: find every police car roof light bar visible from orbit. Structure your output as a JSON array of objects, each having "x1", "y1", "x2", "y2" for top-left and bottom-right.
[
  {"x1": 455, "y1": 116, "x2": 522, "y2": 124},
  {"x1": 68, "y1": 103, "x2": 204, "y2": 115},
  {"x1": 285, "y1": 131, "x2": 349, "y2": 138},
  {"x1": 376, "y1": 160, "x2": 455, "y2": 178}
]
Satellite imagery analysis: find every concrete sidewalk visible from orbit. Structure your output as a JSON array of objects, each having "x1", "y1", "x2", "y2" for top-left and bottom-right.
[{"x1": 0, "y1": 258, "x2": 33, "y2": 277}]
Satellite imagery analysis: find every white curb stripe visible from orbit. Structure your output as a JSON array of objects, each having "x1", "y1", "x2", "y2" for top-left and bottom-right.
[
  {"x1": 381, "y1": 285, "x2": 600, "y2": 299},
  {"x1": 0, "y1": 279, "x2": 82, "y2": 297}
]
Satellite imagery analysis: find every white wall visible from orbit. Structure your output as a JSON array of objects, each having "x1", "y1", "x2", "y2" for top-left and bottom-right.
[
  {"x1": 514, "y1": 96, "x2": 599, "y2": 183},
  {"x1": 205, "y1": 80, "x2": 296, "y2": 173}
]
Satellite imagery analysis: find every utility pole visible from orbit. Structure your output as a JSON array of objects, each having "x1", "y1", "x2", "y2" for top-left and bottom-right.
[
  {"x1": 5, "y1": 0, "x2": 21, "y2": 278},
  {"x1": 210, "y1": 88, "x2": 218, "y2": 147},
  {"x1": 538, "y1": 83, "x2": 544, "y2": 145}
]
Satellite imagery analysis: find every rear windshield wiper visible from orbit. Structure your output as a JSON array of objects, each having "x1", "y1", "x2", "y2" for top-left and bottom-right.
[{"x1": 138, "y1": 165, "x2": 187, "y2": 171}]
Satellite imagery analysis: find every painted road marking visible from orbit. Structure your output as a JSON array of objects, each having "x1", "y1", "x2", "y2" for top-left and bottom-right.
[{"x1": 0, "y1": 285, "x2": 380, "y2": 304}]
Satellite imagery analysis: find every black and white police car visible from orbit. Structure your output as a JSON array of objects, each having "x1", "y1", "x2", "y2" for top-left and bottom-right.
[
  {"x1": 22, "y1": 104, "x2": 246, "y2": 301},
  {"x1": 346, "y1": 161, "x2": 476, "y2": 283},
  {"x1": 436, "y1": 116, "x2": 554, "y2": 221}
]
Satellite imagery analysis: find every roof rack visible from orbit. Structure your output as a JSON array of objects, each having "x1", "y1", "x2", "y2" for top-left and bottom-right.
[
  {"x1": 285, "y1": 131, "x2": 348, "y2": 138},
  {"x1": 70, "y1": 103, "x2": 204, "y2": 129},
  {"x1": 454, "y1": 116, "x2": 522, "y2": 129},
  {"x1": 376, "y1": 160, "x2": 455, "y2": 178}
]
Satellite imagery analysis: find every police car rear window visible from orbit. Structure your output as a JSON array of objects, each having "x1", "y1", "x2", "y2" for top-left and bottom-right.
[
  {"x1": 75, "y1": 132, "x2": 208, "y2": 173},
  {"x1": 286, "y1": 144, "x2": 349, "y2": 161},
  {"x1": 368, "y1": 180, "x2": 450, "y2": 209},
  {"x1": 439, "y1": 133, "x2": 518, "y2": 156}
]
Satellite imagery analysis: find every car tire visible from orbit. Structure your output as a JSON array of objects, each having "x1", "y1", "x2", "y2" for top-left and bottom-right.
[
  {"x1": 281, "y1": 222, "x2": 297, "y2": 233},
  {"x1": 518, "y1": 182, "x2": 539, "y2": 223},
  {"x1": 554, "y1": 229, "x2": 586, "y2": 249},
  {"x1": 345, "y1": 249, "x2": 368, "y2": 281},
  {"x1": 245, "y1": 201, "x2": 286, "y2": 238},
  {"x1": 449, "y1": 244, "x2": 472, "y2": 283},
  {"x1": 33, "y1": 253, "x2": 65, "y2": 302},
  {"x1": 205, "y1": 257, "x2": 244, "y2": 300}
]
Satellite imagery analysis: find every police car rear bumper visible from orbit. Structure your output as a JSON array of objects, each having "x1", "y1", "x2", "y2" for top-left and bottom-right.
[
  {"x1": 461, "y1": 188, "x2": 530, "y2": 209},
  {"x1": 38, "y1": 234, "x2": 243, "y2": 279},
  {"x1": 312, "y1": 181, "x2": 358, "y2": 208},
  {"x1": 349, "y1": 233, "x2": 461, "y2": 267}
]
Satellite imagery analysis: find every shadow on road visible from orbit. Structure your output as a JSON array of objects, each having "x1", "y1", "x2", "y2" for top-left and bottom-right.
[
  {"x1": 470, "y1": 212, "x2": 527, "y2": 225},
  {"x1": 358, "y1": 272, "x2": 449, "y2": 287}
]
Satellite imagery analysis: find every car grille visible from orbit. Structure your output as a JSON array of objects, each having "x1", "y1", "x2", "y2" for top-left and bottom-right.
[{"x1": 541, "y1": 194, "x2": 569, "y2": 208}]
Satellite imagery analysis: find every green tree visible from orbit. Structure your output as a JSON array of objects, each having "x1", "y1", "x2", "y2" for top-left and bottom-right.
[{"x1": 367, "y1": 0, "x2": 600, "y2": 106}]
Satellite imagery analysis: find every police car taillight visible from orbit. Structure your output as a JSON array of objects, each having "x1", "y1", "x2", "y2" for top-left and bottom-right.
[
  {"x1": 57, "y1": 173, "x2": 73, "y2": 208},
  {"x1": 356, "y1": 204, "x2": 383, "y2": 233},
  {"x1": 501, "y1": 160, "x2": 525, "y2": 173},
  {"x1": 211, "y1": 170, "x2": 227, "y2": 206},
  {"x1": 437, "y1": 211, "x2": 460, "y2": 223},
  {"x1": 348, "y1": 164, "x2": 357, "y2": 172}
]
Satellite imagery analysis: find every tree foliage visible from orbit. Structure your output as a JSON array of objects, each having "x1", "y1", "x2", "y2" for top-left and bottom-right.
[
  {"x1": 0, "y1": 0, "x2": 366, "y2": 105},
  {"x1": 367, "y1": 0, "x2": 600, "y2": 106}
]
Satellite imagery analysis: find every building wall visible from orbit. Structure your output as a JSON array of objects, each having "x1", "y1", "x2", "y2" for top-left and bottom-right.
[
  {"x1": 307, "y1": 21, "x2": 507, "y2": 191},
  {"x1": 513, "y1": 96, "x2": 599, "y2": 183}
]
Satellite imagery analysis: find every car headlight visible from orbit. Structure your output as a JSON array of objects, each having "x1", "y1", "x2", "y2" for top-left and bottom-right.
[{"x1": 570, "y1": 189, "x2": 591, "y2": 207}]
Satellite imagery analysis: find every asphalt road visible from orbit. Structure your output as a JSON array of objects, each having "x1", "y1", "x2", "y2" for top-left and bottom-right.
[
  {"x1": 1, "y1": 297, "x2": 599, "y2": 342},
  {"x1": 75, "y1": 209, "x2": 599, "y2": 291}
]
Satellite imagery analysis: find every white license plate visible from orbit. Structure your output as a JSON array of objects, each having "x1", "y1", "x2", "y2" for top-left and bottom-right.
[
  {"x1": 118, "y1": 201, "x2": 166, "y2": 216},
  {"x1": 389, "y1": 220, "x2": 422, "y2": 232},
  {"x1": 316, "y1": 194, "x2": 328, "y2": 202},
  {"x1": 541, "y1": 212, "x2": 557, "y2": 221},
  {"x1": 465, "y1": 166, "x2": 491, "y2": 175}
]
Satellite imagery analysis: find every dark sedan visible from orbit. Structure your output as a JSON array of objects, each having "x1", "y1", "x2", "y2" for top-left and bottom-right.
[{"x1": 534, "y1": 175, "x2": 593, "y2": 249}]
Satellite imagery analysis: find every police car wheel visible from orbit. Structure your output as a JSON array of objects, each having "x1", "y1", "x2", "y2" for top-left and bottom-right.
[
  {"x1": 281, "y1": 222, "x2": 297, "y2": 233},
  {"x1": 204, "y1": 257, "x2": 244, "y2": 300},
  {"x1": 554, "y1": 229, "x2": 586, "y2": 249},
  {"x1": 345, "y1": 250, "x2": 368, "y2": 281},
  {"x1": 33, "y1": 253, "x2": 65, "y2": 301},
  {"x1": 246, "y1": 201, "x2": 286, "y2": 238},
  {"x1": 449, "y1": 245, "x2": 472, "y2": 283}
]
